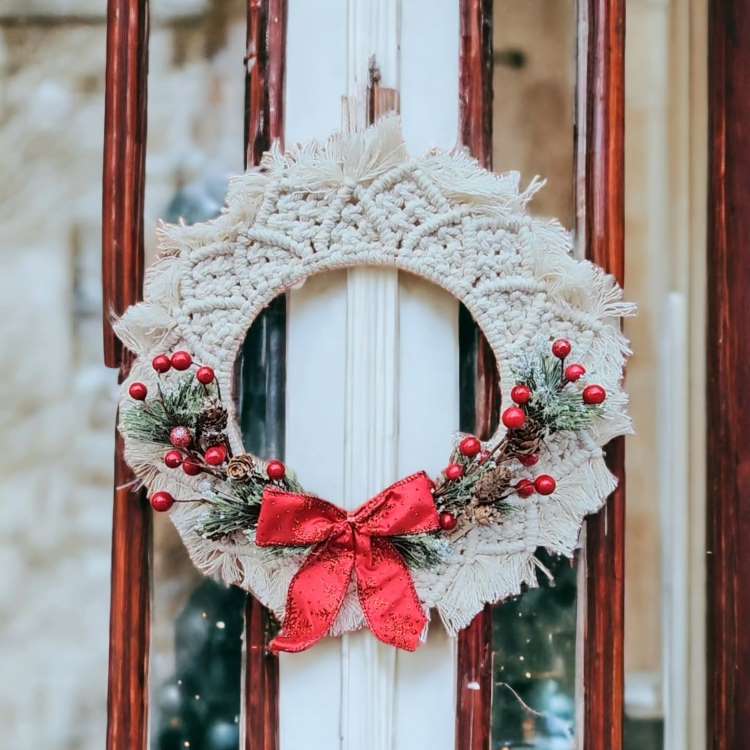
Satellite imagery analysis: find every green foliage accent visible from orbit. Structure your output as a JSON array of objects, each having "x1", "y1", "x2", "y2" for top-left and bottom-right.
[
  {"x1": 197, "y1": 481, "x2": 265, "y2": 541},
  {"x1": 434, "y1": 467, "x2": 485, "y2": 514},
  {"x1": 514, "y1": 354, "x2": 602, "y2": 434},
  {"x1": 197, "y1": 471, "x2": 305, "y2": 542},
  {"x1": 122, "y1": 377, "x2": 208, "y2": 443},
  {"x1": 392, "y1": 534, "x2": 448, "y2": 569}
]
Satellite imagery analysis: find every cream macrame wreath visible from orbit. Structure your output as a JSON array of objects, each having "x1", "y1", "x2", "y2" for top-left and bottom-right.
[{"x1": 116, "y1": 116, "x2": 633, "y2": 652}]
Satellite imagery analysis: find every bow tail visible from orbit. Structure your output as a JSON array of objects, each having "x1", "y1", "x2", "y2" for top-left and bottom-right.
[
  {"x1": 354, "y1": 537, "x2": 428, "y2": 651},
  {"x1": 270, "y1": 540, "x2": 355, "y2": 653}
]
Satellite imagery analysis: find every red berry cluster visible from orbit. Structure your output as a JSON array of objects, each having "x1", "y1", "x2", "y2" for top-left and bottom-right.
[
  {"x1": 515, "y1": 475, "x2": 556, "y2": 499},
  {"x1": 128, "y1": 351, "x2": 216, "y2": 403},
  {"x1": 499, "y1": 339, "x2": 607, "y2": 436},
  {"x1": 551, "y1": 338, "x2": 607, "y2": 404}
]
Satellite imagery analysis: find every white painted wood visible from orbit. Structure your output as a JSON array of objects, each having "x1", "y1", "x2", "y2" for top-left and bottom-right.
[
  {"x1": 285, "y1": 0, "x2": 347, "y2": 144},
  {"x1": 340, "y1": 3, "x2": 401, "y2": 748},
  {"x1": 340, "y1": 267, "x2": 400, "y2": 750},
  {"x1": 393, "y1": 273, "x2": 458, "y2": 750},
  {"x1": 400, "y1": 0, "x2": 459, "y2": 153},
  {"x1": 282, "y1": 1, "x2": 460, "y2": 748},
  {"x1": 282, "y1": 5, "x2": 348, "y2": 749},
  {"x1": 282, "y1": 272, "x2": 348, "y2": 750}
]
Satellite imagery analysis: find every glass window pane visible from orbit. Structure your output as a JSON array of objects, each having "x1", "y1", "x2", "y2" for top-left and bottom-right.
[
  {"x1": 491, "y1": 552, "x2": 577, "y2": 748},
  {"x1": 490, "y1": 2, "x2": 578, "y2": 747},
  {"x1": 147, "y1": 5, "x2": 249, "y2": 748}
]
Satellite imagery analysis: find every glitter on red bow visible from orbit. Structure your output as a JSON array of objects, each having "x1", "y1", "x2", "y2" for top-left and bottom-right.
[{"x1": 255, "y1": 471, "x2": 440, "y2": 653}]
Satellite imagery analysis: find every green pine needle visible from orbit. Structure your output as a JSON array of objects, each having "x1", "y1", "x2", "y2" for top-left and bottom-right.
[
  {"x1": 514, "y1": 353, "x2": 602, "y2": 433},
  {"x1": 122, "y1": 377, "x2": 208, "y2": 443}
]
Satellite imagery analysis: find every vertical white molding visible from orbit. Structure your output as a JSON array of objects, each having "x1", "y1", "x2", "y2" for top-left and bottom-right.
[
  {"x1": 340, "y1": 269, "x2": 400, "y2": 750},
  {"x1": 341, "y1": 4, "x2": 401, "y2": 749}
]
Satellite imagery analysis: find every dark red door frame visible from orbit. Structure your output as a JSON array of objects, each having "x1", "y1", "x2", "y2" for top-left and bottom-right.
[
  {"x1": 706, "y1": 2, "x2": 750, "y2": 749},
  {"x1": 102, "y1": 2, "x2": 150, "y2": 749},
  {"x1": 243, "y1": 2, "x2": 286, "y2": 749},
  {"x1": 581, "y1": 1, "x2": 626, "y2": 748},
  {"x1": 455, "y1": 1, "x2": 627, "y2": 748},
  {"x1": 455, "y1": 3, "x2": 496, "y2": 749}
]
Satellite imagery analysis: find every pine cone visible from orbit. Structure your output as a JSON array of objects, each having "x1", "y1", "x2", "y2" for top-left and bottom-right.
[
  {"x1": 470, "y1": 503, "x2": 502, "y2": 526},
  {"x1": 474, "y1": 465, "x2": 513, "y2": 505},
  {"x1": 196, "y1": 402, "x2": 228, "y2": 436},
  {"x1": 507, "y1": 419, "x2": 545, "y2": 457},
  {"x1": 227, "y1": 454, "x2": 255, "y2": 482}
]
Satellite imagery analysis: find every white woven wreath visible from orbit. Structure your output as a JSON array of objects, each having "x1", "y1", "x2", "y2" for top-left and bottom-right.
[{"x1": 116, "y1": 116, "x2": 633, "y2": 638}]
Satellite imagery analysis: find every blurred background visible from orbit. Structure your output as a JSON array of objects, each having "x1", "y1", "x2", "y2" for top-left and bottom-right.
[{"x1": 0, "y1": 1, "x2": 706, "y2": 748}]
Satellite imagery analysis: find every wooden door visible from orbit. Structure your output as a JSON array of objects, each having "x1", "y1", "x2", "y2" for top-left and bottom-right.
[{"x1": 101, "y1": 1, "x2": 627, "y2": 749}]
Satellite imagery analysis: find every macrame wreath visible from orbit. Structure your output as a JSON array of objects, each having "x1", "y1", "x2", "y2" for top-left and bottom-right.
[{"x1": 116, "y1": 116, "x2": 633, "y2": 653}]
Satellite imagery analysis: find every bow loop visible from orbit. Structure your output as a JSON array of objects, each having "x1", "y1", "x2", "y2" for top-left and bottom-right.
[
  {"x1": 255, "y1": 472, "x2": 439, "y2": 652},
  {"x1": 256, "y1": 490, "x2": 345, "y2": 546},
  {"x1": 351, "y1": 472, "x2": 438, "y2": 537}
]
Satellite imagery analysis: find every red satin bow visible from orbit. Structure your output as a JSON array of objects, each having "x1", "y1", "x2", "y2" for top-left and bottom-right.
[{"x1": 256, "y1": 471, "x2": 440, "y2": 653}]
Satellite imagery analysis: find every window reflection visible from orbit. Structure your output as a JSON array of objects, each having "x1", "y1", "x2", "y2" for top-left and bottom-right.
[
  {"x1": 491, "y1": 551, "x2": 577, "y2": 749},
  {"x1": 490, "y1": 2, "x2": 578, "y2": 747}
]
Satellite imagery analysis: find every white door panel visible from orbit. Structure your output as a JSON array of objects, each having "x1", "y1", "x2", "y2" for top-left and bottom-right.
[{"x1": 283, "y1": 2, "x2": 460, "y2": 748}]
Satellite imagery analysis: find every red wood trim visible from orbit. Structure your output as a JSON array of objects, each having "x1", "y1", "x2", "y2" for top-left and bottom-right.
[
  {"x1": 245, "y1": 0, "x2": 286, "y2": 167},
  {"x1": 107, "y1": 431, "x2": 152, "y2": 750},
  {"x1": 458, "y1": 0, "x2": 493, "y2": 171},
  {"x1": 706, "y1": 2, "x2": 750, "y2": 748},
  {"x1": 243, "y1": 3, "x2": 286, "y2": 749},
  {"x1": 456, "y1": 2, "x2": 495, "y2": 749},
  {"x1": 102, "y1": 3, "x2": 150, "y2": 749},
  {"x1": 102, "y1": 0, "x2": 149, "y2": 369},
  {"x1": 581, "y1": 2, "x2": 626, "y2": 749},
  {"x1": 245, "y1": 597, "x2": 280, "y2": 750}
]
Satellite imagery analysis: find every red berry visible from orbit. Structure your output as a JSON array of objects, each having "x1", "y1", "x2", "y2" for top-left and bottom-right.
[
  {"x1": 459, "y1": 436, "x2": 482, "y2": 457},
  {"x1": 150, "y1": 491, "x2": 174, "y2": 512},
  {"x1": 582, "y1": 384, "x2": 607, "y2": 405},
  {"x1": 565, "y1": 363, "x2": 586, "y2": 382},
  {"x1": 534, "y1": 474, "x2": 557, "y2": 495},
  {"x1": 511, "y1": 385, "x2": 532, "y2": 405},
  {"x1": 519, "y1": 454, "x2": 539, "y2": 467},
  {"x1": 516, "y1": 479, "x2": 535, "y2": 499},
  {"x1": 439, "y1": 512, "x2": 457, "y2": 531},
  {"x1": 171, "y1": 351, "x2": 193, "y2": 371},
  {"x1": 152, "y1": 354, "x2": 171, "y2": 373},
  {"x1": 551, "y1": 339, "x2": 572, "y2": 359},
  {"x1": 502, "y1": 407, "x2": 526, "y2": 430},
  {"x1": 444, "y1": 463, "x2": 465, "y2": 481},
  {"x1": 129, "y1": 382, "x2": 148, "y2": 400},
  {"x1": 169, "y1": 426, "x2": 192, "y2": 448},
  {"x1": 182, "y1": 459, "x2": 202, "y2": 476},
  {"x1": 196, "y1": 366, "x2": 215, "y2": 385},
  {"x1": 205, "y1": 445, "x2": 227, "y2": 466},
  {"x1": 267, "y1": 460, "x2": 286, "y2": 480},
  {"x1": 164, "y1": 450, "x2": 183, "y2": 469}
]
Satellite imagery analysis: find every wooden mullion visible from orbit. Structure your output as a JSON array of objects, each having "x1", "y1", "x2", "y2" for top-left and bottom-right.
[
  {"x1": 581, "y1": 1, "x2": 626, "y2": 749},
  {"x1": 102, "y1": 1, "x2": 150, "y2": 749},
  {"x1": 245, "y1": 0, "x2": 286, "y2": 166},
  {"x1": 243, "y1": 2, "x2": 286, "y2": 749},
  {"x1": 706, "y1": 1, "x2": 750, "y2": 748},
  {"x1": 456, "y1": 2, "x2": 496, "y2": 749}
]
